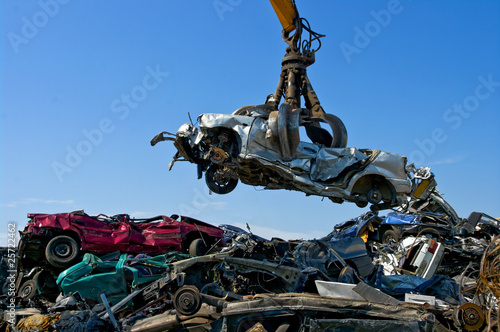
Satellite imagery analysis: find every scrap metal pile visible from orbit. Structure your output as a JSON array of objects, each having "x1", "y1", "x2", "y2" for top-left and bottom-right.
[
  {"x1": 1, "y1": 1, "x2": 499, "y2": 331},
  {"x1": 1, "y1": 203, "x2": 499, "y2": 331}
]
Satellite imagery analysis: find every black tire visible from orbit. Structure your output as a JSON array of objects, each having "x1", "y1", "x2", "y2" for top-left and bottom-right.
[
  {"x1": 18, "y1": 279, "x2": 37, "y2": 300},
  {"x1": 381, "y1": 229, "x2": 401, "y2": 244},
  {"x1": 205, "y1": 165, "x2": 238, "y2": 194},
  {"x1": 35, "y1": 270, "x2": 59, "y2": 301},
  {"x1": 188, "y1": 238, "x2": 207, "y2": 256},
  {"x1": 355, "y1": 200, "x2": 368, "y2": 208},
  {"x1": 45, "y1": 235, "x2": 80, "y2": 268}
]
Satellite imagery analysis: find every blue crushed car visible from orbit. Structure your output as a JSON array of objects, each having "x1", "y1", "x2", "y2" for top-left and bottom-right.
[{"x1": 327, "y1": 211, "x2": 454, "y2": 244}]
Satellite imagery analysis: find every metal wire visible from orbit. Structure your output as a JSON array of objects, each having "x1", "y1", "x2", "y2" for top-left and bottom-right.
[{"x1": 476, "y1": 235, "x2": 500, "y2": 331}]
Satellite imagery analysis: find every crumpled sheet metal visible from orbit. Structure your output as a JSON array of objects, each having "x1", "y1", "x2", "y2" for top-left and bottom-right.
[
  {"x1": 164, "y1": 109, "x2": 414, "y2": 206},
  {"x1": 310, "y1": 147, "x2": 369, "y2": 182},
  {"x1": 243, "y1": 116, "x2": 367, "y2": 182},
  {"x1": 293, "y1": 237, "x2": 374, "y2": 278},
  {"x1": 25, "y1": 213, "x2": 73, "y2": 236},
  {"x1": 199, "y1": 113, "x2": 410, "y2": 199},
  {"x1": 140, "y1": 251, "x2": 305, "y2": 300},
  {"x1": 373, "y1": 248, "x2": 400, "y2": 275},
  {"x1": 331, "y1": 211, "x2": 380, "y2": 241},
  {"x1": 309, "y1": 318, "x2": 424, "y2": 332},
  {"x1": 129, "y1": 305, "x2": 220, "y2": 332},
  {"x1": 198, "y1": 113, "x2": 254, "y2": 151},
  {"x1": 384, "y1": 211, "x2": 420, "y2": 226},
  {"x1": 369, "y1": 271, "x2": 460, "y2": 304},
  {"x1": 221, "y1": 293, "x2": 435, "y2": 331},
  {"x1": 373, "y1": 236, "x2": 436, "y2": 277},
  {"x1": 53, "y1": 310, "x2": 110, "y2": 332}
]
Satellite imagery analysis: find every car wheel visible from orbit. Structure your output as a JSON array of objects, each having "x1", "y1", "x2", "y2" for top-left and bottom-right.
[
  {"x1": 355, "y1": 200, "x2": 368, "y2": 208},
  {"x1": 381, "y1": 229, "x2": 401, "y2": 244},
  {"x1": 173, "y1": 285, "x2": 202, "y2": 316},
  {"x1": 367, "y1": 188, "x2": 382, "y2": 204},
  {"x1": 205, "y1": 165, "x2": 238, "y2": 194},
  {"x1": 45, "y1": 235, "x2": 80, "y2": 268},
  {"x1": 188, "y1": 238, "x2": 207, "y2": 256},
  {"x1": 18, "y1": 279, "x2": 37, "y2": 300},
  {"x1": 35, "y1": 270, "x2": 59, "y2": 301}
]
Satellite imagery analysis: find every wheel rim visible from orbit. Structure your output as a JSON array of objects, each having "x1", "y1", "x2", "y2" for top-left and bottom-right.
[
  {"x1": 383, "y1": 231, "x2": 399, "y2": 244},
  {"x1": 459, "y1": 303, "x2": 485, "y2": 331},
  {"x1": 174, "y1": 286, "x2": 202, "y2": 316},
  {"x1": 54, "y1": 243, "x2": 72, "y2": 258},
  {"x1": 21, "y1": 286, "x2": 32, "y2": 297},
  {"x1": 205, "y1": 165, "x2": 237, "y2": 194},
  {"x1": 367, "y1": 188, "x2": 382, "y2": 204},
  {"x1": 19, "y1": 283, "x2": 34, "y2": 298},
  {"x1": 213, "y1": 170, "x2": 231, "y2": 187}
]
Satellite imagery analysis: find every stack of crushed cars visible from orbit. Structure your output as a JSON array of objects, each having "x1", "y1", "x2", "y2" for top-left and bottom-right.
[{"x1": 1, "y1": 207, "x2": 499, "y2": 331}]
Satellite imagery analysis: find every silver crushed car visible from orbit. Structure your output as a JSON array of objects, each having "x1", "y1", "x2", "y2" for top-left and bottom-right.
[{"x1": 152, "y1": 105, "x2": 412, "y2": 209}]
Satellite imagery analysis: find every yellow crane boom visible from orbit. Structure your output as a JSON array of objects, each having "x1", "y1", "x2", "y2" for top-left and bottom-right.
[{"x1": 269, "y1": 0, "x2": 298, "y2": 33}]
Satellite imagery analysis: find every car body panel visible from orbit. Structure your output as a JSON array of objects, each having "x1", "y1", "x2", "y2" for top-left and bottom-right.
[
  {"x1": 384, "y1": 212, "x2": 421, "y2": 226},
  {"x1": 293, "y1": 237, "x2": 374, "y2": 278},
  {"x1": 21, "y1": 212, "x2": 223, "y2": 256},
  {"x1": 381, "y1": 211, "x2": 453, "y2": 240},
  {"x1": 328, "y1": 212, "x2": 382, "y2": 242},
  {"x1": 407, "y1": 239, "x2": 445, "y2": 279},
  {"x1": 221, "y1": 293, "x2": 434, "y2": 332},
  {"x1": 331, "y1": 210, "x2": 454, "y2": 244},
  {"x1": 56, "y1": 253, "x2": 177, "y2": 304},
  {"x1": 155, "y1": 108, "x2": 412, "y2": 208},
  {"x1": 200, "y1": 113, "x2": 411, "y2": 202}
]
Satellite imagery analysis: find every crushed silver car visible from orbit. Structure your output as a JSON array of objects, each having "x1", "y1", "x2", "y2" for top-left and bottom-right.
[{"x1": 152, "y1": 105, "x2": 412, "y2": 210}]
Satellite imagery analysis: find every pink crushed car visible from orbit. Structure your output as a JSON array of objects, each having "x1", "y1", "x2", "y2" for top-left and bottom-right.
[{"x1": 19, "y1": 211, "x2": 224, "y2": 268}]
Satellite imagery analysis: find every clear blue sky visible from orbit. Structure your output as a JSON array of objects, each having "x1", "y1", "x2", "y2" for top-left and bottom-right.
[{"x1": 1, "y1": 0, "x2": 499, "y2": 245}]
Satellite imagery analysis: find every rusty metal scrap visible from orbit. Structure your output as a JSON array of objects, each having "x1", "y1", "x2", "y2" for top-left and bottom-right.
[
  {"x1": 2, "y1": 214, "x2": 499, "y2": 331},
  {"x1": 476, "y1": 235, "x2": 500, "y2": 331}
]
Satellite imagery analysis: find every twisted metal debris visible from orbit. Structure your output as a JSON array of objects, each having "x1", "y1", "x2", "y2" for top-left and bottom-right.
[{"x1": 478, "y1": 235, "x2": 500, "y2": 331}]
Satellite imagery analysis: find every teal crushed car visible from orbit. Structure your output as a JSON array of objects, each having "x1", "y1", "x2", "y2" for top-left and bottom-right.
[{"x1": 56, "y1": 252, "x2": 190, "y2": 305}]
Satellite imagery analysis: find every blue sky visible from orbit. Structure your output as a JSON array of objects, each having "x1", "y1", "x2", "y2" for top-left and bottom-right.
[{"x1": 1, "y1": 0, "x2": 499, "y2": 246}]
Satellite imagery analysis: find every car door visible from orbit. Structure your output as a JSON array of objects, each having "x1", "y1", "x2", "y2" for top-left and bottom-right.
[{"x1": 136, "y1": 216, "x2": 182, "y2": 251}]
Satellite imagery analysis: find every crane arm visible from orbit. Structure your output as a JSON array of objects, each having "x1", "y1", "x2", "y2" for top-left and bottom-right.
[{"x1": 269, "y1": 0, "x2": 298, "y2": 33}]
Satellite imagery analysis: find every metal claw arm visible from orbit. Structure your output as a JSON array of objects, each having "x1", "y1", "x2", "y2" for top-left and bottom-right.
[{"x1": 268, "y1": 0, "x2": 348, "y2": 149}]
